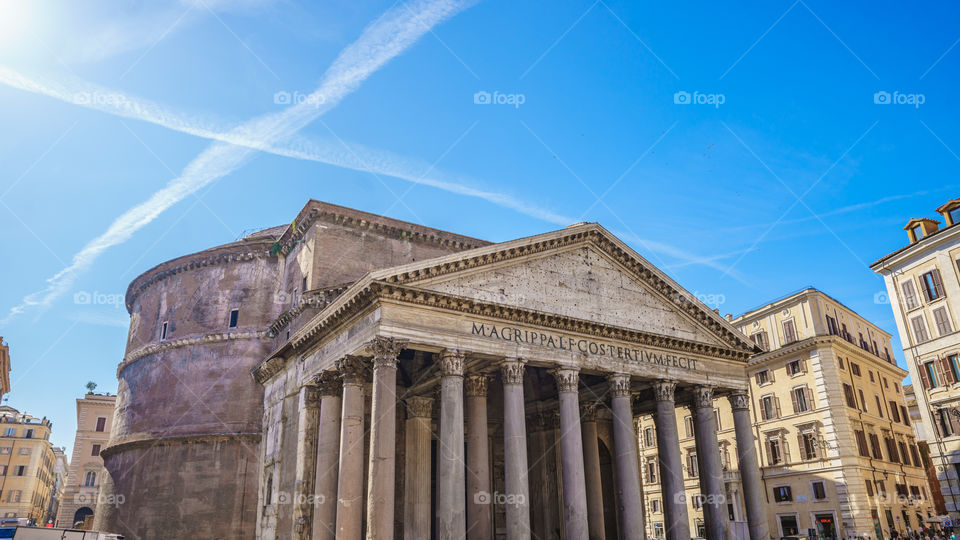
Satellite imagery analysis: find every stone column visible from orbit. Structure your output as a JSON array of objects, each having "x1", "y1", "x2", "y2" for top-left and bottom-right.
[
  {"x1": 465, "y1": 375, "x2": 492, "y2": 540},
  {"x1": 437, "y1": 349, "x2": 466, "y2": 539},
  {"x1": 313, "y1": 371, "x2": 342, "y2": 540},
  {"x1": 366, "y1": 337, "x2": 406, "y2": 540},
  {"x1": 580, "y1": 402, "x2": 605, "y2": 540},
  {"x1": 404, "y1": 396, "x2": 434, "y2": 540},
  {"x1": 551, "y1": 367, "x2": 589, "y2": 540},
  {"x1": 690, "y1": 386, "x2": 728, "y2": 540},
  {"x1": 728, "y1": 392, "x2": 768, "y2": 540},
  {"x1": 608, "y1": 373, "x2": 644, "y2": 539},
  {"x1": 335, "y1": 356, "x2": 367, "y2": 540},
  {"x1": 653, "y1": 380, "x2": 690, "y2": 540},
  {"x1": 501, "y1": 359, "x2": 531, "y2": 539},
  {"x1": 293, "y1": 384, "x2": 322, "y2": 540}
]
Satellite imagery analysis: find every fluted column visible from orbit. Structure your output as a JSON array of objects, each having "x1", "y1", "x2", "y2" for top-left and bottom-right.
[
  {"x1": 403, "y1": 396, "x2": 434, "y2": 540},
  {"x1": 294, "y1": 384, "x2": 322, "y2": 540},
  {"x1": 465, "y1": 375, "x2": 492, "y2": 539},
  {"x1": 438, "y1": 349, "x2": 466, "y2": 539},
  {"x1": 608, "y1": 373, "x2": 644, "y2": 539},
  {"x1": 335, "y1": 356, "x2": 367, "y2": 540},
  {"x1": 501, "y1": 359, "x2": 531, "y2": 539},
  {"x1": 691, "y1": 386, "x2": 728, "y2": 540},
  {"x1": 728, "y1": 392, "x2": 768, "y2": 540},
  {"x1": 551, "y1": 367, "x2": 589, "y2": 540},
  {"x1": 366, "y1": 337, "x2": 406, "y2": 539},
  {"x1": 580, "y1": 402, "x2": 605, "y2": 540},
  {"x1": 313, "y1": 371, "x2": 342, "y2": 540},
  {"x1": 653, "y1": 380, "x2": 690, "y2": 540}
]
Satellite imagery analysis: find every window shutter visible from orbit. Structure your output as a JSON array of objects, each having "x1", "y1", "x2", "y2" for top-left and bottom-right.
[
  {"x1": 799, "y1": 357, "x2": 806, "y2": 372},
  {"x1": 797, "y1": 434, "x2": 806, "y2": 460},
  {"x1": 919, "y1": 362, "x2": 932, "y2": 390},
  {"x1": 791, "y1": 389, "x2": 799, "y2": 414},
  {"x1": 933, "y1": 269, "x2": 946, "y2": 298},
  {"x1": 901, "y1": 281, "x2": 917, "y2": 309},
  {"x1": 941, "y1": 356, "x2": 956, "y2": 384},
  {"x1": 775, "y1": 397, "x2": 782, "y2": 419},
  {"x1": 765, "y1": 441, "x2": 773, "y2": 465},
  {"x1": 805, "y1": 387, "x2": 815, "y2": 409},
  {"x1": 755, "y1": 372, "x2": 762, "y2": 385},
  {"x1": 760, "y1": 400, "x2": 767, "y2": 421},
  {"x1": 782, "y1": 439, "x2": 791, "y2": 463}
]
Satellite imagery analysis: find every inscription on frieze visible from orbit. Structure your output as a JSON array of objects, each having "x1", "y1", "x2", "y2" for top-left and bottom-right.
[{"x1": 471, "y1": 322, "x2": 699, "y2": 371}]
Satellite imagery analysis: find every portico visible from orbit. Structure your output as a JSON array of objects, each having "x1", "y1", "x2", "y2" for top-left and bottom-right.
[{"x1": 253, "y1": 224, "x2": 766, "y2": 540}]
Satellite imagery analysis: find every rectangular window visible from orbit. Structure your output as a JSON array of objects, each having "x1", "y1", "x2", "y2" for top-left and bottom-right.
[
  {"x1": 4, "y1": 428, "x2": 13, "y2": 437},
  {"x1": 91, "y1": 444, "x2": 101, "y2": 457},
  {"x1": 652, "y1": 499, "x2": 661, "y2": 513},
  {"x1": 229, "y1": 309, "x2": 239, "y2": 329},
  {"x1": 799, "y1": 432, "x2": 818, "y2": 460},
  {"x1": 855, "y1": 430, "x2": 869, "y2": 457},
  {"x1": 858, "y1": 389, "x2": 867, "y2": 412},
  {"x1": 773, "y1": 486, "x2": 792, "y2": 502},
  {"x1": 96, "y1": 417, "x2": 106, "y2": 432},
  {"x1": 843, "y1": 384, "x2": 857, "y2": 409},
  {"x1": 826, "y1": 315, "x2": 839, "y2": 335},
  {"x1": 160, "y1": 321, "x2": 168, "y2": 341},
  {"x1": 686, "y1": 453, "x2": 699, "y2": 477},
  {"x1": 760, "y1": 395, "x2": 779, "y2": 420},
  {"x1": 646, "y1": 459, "x2": 658, "y2": 483},
  {"x1": 934, "y1": 307, "x2": 953, "y2": 336},
  {"x1": 850, "y1": 362, "x2": 862, "y2": 377},
  {"x1": 869, "y1": 371, "x2": 875, "y2": 383},
  {"x1": 751, "y1": 331, "x2": 769, "y2": 350},
  {"x1": 902, "y1": 280, "x2": 920, "y2": 310},
  {"x1": 14, "y1": 466, "x2": 24, "y2": 477},
  {"x1": 302, "y1": 276, "x2": 308, "y2": 292},
  {"x1": 889, "y1": 402, "x2": 902, "y2": 423},
  {"x1": 911, "y1": 445, "x2": 922, "y2": 467},
  {"x1": 912, "y1": 316, "x2": 930, "y2": 343},
  {"x1": 782, "y1": 319, "x2": 797, "y2": 344},
  {"x1": 921, "y1": 270, "x2": 946, "y2": 302},
  {"x1": 950, "y1": 355, "x2": 960, "y2": 382},
  {"x1": 0, "y1": 466, "x2": 5, "y2": 476},
  {"x1": 869, "y1": 433, "x2": 883, "y2": 459},
  {"x1": 23, "y1": 429, "x2": 32, "y2": 439},
  {"x1": 644, "y1": 427, "x2": 655, "y2": 448},
  {"x1": 901, "y1": 405, "x2": 911, "y2": 426},
  {"x1": 755, "y1": 369, "x2": 771, "y2": 385},
  {"x1": 792, "y1": 387, "x2": 810, "y2": 413},
  {"x1": 885, "y1": 438, "x2": 900, "y2": 463},
  {"x1": 812, "y1": 481, "x2": 826, "y2": 500},
  {"x1": 898, "y1": 442, "x2": 911, "y2": 466},
  {"x1": 787, "y1": 359, "x2": 803, "y2": 376},
  {"x1": 684, "y1": 416, "x2": 694, "y2": 439},
  {"x1": 865, "y1": 480, "x2": 874, "y2": 496},
  {"x1": 768, "y1": 439, "x2": 783, "y2": 465},
  {"x1": 924, "y1": 361, "x2": 939, "y2": 388},
  {"x1": 875, "y1": 396, "x2": 884, "y2": 418},
  {"x1": 18, "y1": 447, "x2": 29, "y2": 456},
  {"x1": 838, "y1": 357, "x2": 845, "y2": 370}
]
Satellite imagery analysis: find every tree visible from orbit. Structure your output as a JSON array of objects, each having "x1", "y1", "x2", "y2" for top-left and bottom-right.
[{"x1": 85, "y1": 381, "x2": 97, "y2": 394}]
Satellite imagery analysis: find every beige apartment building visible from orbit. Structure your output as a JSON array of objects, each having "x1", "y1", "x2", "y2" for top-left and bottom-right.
[
  {"x1": 0, "y1": 338, "x2": 10, "y2": 397},
  {"x1": 638, "y1": 288, "x2": 935, "y2": 539},
  {"x1": 872, "y1": 197, "x2": 960, "y2": 521},
  {"x1": 0, "y1": 406, "x2": 58, "y2": 524},
  {"x1": 55, "y1": 393, "x2": 116, "y2": 528}
]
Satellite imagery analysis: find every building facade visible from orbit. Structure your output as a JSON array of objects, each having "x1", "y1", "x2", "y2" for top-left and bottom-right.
[
  {"x1": 0, "y1": 406, "x2": 57, "y2": 524},
  {"x1": 252, "y1": 221, "x2": 767, "y2": 540},
  {"x1": 0, "y1": 338, "x2": 10, "y2": 397},
  {"x1": 46, "y1": 447, "x2": 68, "y2": 527},
  {"x1": 97, "y1": 201, "x2": 491, "y2": 539},
  {"x1": 56, "y1": 393, "x2": 116, "y2": 528},
  {"x1": 872, "y1": 197, "x2": 960, "y2": 521}
]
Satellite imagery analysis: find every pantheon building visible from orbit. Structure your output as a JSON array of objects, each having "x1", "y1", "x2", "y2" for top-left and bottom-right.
[{"x1": 97, "y1": 200, "x2": 766, "y2": 540}]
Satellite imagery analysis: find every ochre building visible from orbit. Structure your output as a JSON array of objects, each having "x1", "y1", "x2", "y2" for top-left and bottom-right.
[
  {"x1": 0, "y1": 406, "x2": 57, "y2": 525},
  {"x1": 872, "y1": 197, "x2": 960, "y2": 524},
  {"x1": 56, "y1": 392, "x2": 116, "y2": 528}
]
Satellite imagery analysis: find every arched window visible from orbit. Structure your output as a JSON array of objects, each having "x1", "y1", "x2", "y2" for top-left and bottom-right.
[{"x1": 83, "y1": 471, "x2": 96, "y2": 487}]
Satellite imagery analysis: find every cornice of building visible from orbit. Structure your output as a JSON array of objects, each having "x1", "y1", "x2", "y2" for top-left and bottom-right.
[
  {"x1": 871, "y1": 220, "x2": 960, "y2": 273},
  {"x1": 748, "y1": 334, "x2": 908, "y2": 377},
  {"x1": 117, "y1": 330, "x2": 269, "y2": 376}
]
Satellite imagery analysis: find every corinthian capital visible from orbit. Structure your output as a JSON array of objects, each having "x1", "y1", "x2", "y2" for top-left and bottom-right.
[
  {"x1": 693, "y1": 385, "x2": 715, "y2": 409},
  {"x1": 727, "y1": 391, "x2": 750, "y2": 411},
  {"x1": 464, "y1": 375, "x2": 490, "y2": 397},
  {"x1": 405, "y1": 396, "x2": 434, "y2": 419},
  {"x1": 652, "y1": 380, "x2": 677, "y2": 402},
  {"x1": 550, "y1": 367, "x2": 580, "y2": 393},
  {"x1": 369, "y1": 336, "x2": 407, "y2": 367},
  {"x1": 336, "y1": 355, "x2": 368, "y2": 385},
  {"x1": 500, "y1": 359, "x2": 526, "y2": 386},
  {"x1": 313, "y1": 370, "x2": 342, "y2": 397},
  {"x1": 439, "y1": 349, "x2": 465, "y2": 377},
  {"x1": 608, "y1": 373, "x2": 632, "y2": 398}
]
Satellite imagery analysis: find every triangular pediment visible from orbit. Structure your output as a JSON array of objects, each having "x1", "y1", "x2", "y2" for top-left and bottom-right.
[{"x1": 373, "y1": 224, "x2": 754, "y2": 352}]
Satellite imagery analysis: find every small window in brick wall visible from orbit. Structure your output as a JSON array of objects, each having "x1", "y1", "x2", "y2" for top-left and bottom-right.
[{"x1": 229, "y1": 309, "x2": 239, "y2": 329}]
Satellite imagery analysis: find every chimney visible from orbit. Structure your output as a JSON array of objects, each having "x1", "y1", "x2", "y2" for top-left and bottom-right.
[{"x1": 904, "y1": 218, "x2": 940, "y2": 243}]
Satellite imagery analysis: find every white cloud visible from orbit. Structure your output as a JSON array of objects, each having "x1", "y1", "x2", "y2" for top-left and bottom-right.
[{"x1": 2, "y1": 0, "x2": 479, "y2": 323}]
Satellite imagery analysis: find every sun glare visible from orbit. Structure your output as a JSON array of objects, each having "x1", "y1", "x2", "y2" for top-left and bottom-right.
[{"x1": 0, "y1": 1, "x2": 33, "y2": 50}]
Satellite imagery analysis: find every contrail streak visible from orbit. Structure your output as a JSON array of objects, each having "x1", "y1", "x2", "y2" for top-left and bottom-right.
[{"x1": 2, "y1": 0, "x2": 478, "y2": 322}]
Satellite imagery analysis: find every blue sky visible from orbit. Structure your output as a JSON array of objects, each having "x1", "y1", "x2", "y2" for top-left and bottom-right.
[{"x1": 0, "y1": 0, "x2": 958, "y2": 452}]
